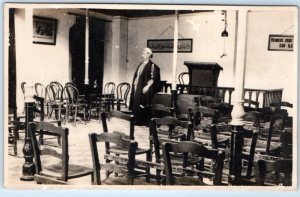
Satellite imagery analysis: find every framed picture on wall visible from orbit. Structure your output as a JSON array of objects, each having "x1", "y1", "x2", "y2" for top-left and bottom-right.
[
  {"x1": 33, "y1": 16, "x2": 57, "y2": 45},
  {"x1": 147, "y1": 39, "x2": 193, "y2": 53}
]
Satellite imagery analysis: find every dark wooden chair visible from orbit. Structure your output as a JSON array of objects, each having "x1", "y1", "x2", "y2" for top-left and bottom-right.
[
  {"x1": 162, "y1": 141, "x2": 225, "y2": 185},
  {"x1": 254, "y1": 113, "x2": 285, "y2": 157},
  {"x1": 45, "y1": 84, "x2": 64, "y2": 120},
  {"x1": 101, "y1": 111, "x2": 152, "y2": 182},
  {"x1": 154, "y1": 93, "x2": 172, "y2": 107},
  {"x1": 114, "y1": 82, "x2": 131, "y2": 110},
  {"x1": 150, "y1": 104, "x2": 175, "y2": 119},
  {"x1": 149, "y1": 117, "x2": 192, "y2": 184},
  {"x1": 29, "y1": 122, "x2": 93, "y2": 184},
  {"x1": 254, "y1": 159, "x2": 292, "y2": 186},
  {"x1": 229, "y1": 127, "x2": 258, "y2": 185},
  {"x1": 63, "y1": 84, "x2": 88, "y2": 125},
  {"x1": 178, "y1": 72, "x2": 189, "y2": 85},
  {"x1": 89, "y1": 132, "x2": 138, "y2": 185},
  {"x1": 101, "y1": 82, "x2": 116, "y2": 111},
  {"x1": 280, "y1": 130, "x2": 292, "y2": 159}
]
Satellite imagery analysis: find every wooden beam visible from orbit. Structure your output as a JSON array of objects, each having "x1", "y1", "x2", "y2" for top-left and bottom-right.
[{"x1": 67, "y1": 9, "x2": 113, "y2": 21}]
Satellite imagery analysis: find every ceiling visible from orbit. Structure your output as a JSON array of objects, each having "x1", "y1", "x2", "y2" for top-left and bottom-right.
[{"x1": 89, "y1": 9, "x2": 213, "y2": 18}]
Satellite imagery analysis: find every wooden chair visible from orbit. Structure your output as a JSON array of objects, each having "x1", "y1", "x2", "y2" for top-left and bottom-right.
[
  {"x1": 101, "y1": 111, "x2": 152, "y2": 182},
  {"x1": 229, "y1": 127, "x2": 258, "y2": 185},
  {"x1": 35, "y1": 83, "x2": 45, "y2": 98},
  {"x1": 178, "y1": 72, "x2": 189, "y2": 85},
  {"x1": 29, "y1": 122, "x2": 93, "y2": 184},
  {"x1": 149, "y1": 117, "x2": 192, "y2": 184},
  {"x1": 162, "y1": 141, "x2": 225, "y2": 185},
  {"x1": 254, "y1": 159, "x2": 292, "y2": 186},
  {"x1": 150, "y1": 104, "x2": 175, "y2": 119},
  {"x1": 254, "y1": 113, "x2": 285, "y2": 157},
  {"x1": 280, "y1": 130, "x2": 292, "y2": 159},
  {"x1": 63, "y1": 84, "x2": 88, "y2": 125},
  {"x1": 102, "y1": 82, "x2": 116, "y2": 111},
  {"x1": 45, "y1": 84, "x2": 63, "y2": 120},
  {"x1": 114, "y1": 82, "x2": 131, "y2": 111},
  {"x1": 89, "y1": 132, "x2": 138, "y2": 185},
  {"x1": 154, "y1": 93, "x2": 172, "y2": 107}
]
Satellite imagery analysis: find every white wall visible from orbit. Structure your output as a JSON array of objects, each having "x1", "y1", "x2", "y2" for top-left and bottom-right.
[
  {"x1": 15, "y1": 8, "x2": 75, "y2": 112},
  {"x1": 246, "y1": 10, "x2": 296, "y2": 104},
  {"x1": 127, "y1": 11, "x2": 237, "y2": 87}
]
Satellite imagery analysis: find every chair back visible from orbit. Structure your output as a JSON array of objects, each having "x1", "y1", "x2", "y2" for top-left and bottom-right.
[
  {"x1": 89, "y1": 132, "x2": 138, "y2": 185},
  {"x1": 101, "y1": 111, "x2": 135, "y2": 140},
  {"x1": 103, "y1": 82, "x2": 116, "y2": 95},
  {"x1": 21, "y1": 82, "x2": 26, "y2": 95},
  {"x1": 154, "y1": 93, "x2": 172, "y2": 107},
  {"x1": 254, "y1": 159, "x2": 292, "y2": 186},
  {"x1": 178, "y1": 72, "x2": 189, "y2": 85},
  {"x1": 50, "y1": 81, "x2": 63, "y2": 100},
  {"x1": 29, "y1": 122, "x2": 69, "y2": 181},
  {"x1": 230, "y1": 127, "x2": 258, "y2": 181},
  {"x1": 265, "y1": 113, "x2": 285, "y2": 154},
  {"x1": 150, "y1": 117, "x2": 192, "y2": 163},
  {"x1": 188, "y1": 105, "x2": 220, "y2": 129},
  {"x1": 35, "y1": 83, "x2": 45, "y2": 98},
  {"x1": 162, "y1": 141, "x2": 225, "y2": 185},
  {"x1": 45, "y1": 84, "x2": 56, "y2": 103},
  {"x1": 116, "y1": 82, "x2": 130, "y2": 101},
  {"x1": 63, "y1": 84, "x2": 80, "y2": 106}
]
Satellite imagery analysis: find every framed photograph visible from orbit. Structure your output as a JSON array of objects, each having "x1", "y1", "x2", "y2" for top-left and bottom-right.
[
  {"x1": 147, "y1": 39, "x2": 193, "y2": 53},
  {"x1": 33, "y1": 16, "x2": 57, "y2": 45},
  {"x1": 268, "y1": 34, "x2": 294, "y2": 51}
]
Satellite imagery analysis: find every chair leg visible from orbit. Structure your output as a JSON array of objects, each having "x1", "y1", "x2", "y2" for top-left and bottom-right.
[
  {"x1": 146, "y1": 151, "x2": 152, "y2": 183},
  {"x1": 74, "y1": 107, "x2": 77, "y2": 126}
]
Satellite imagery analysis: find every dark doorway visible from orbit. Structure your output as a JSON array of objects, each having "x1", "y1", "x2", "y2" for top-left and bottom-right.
[
  {"x1": 8, "y1": 8, "x2": 16, "y2": 114},
  {"x1": 69, "y1": 16, "x2": 105, "y2": 94}
]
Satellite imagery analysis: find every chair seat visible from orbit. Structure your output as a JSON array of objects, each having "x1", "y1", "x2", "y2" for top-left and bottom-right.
[
  {"x1": 43, "y1": 162, "x2": 93, "y2": 180},
  {"x1": 193, "y1": 133, "x2": 229, "y2": 146},
  {"x1": 109, "y1": 145, "x2": 151, "y2": 155}
]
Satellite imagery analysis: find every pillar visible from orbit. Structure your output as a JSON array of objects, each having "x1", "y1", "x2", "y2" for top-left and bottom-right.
[{"x1": 230, "y1": 10, "x2": 249, "y2": 125}]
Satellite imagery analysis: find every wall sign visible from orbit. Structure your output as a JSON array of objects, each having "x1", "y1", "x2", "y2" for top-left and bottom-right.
[
  {"x1": 33, "y1": 16, "x2": 57, "y2": 45},
  {"x1": 147, "y1": 39, "x2": 193, "y2": 53},
  {"x1": 268, "y1": 34, "x2": 293, "y2": 51}
]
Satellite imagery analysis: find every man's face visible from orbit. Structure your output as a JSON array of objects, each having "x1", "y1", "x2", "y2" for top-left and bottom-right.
[{"x1": 141, "y1": 50, "x2": 150, "y2": 61}]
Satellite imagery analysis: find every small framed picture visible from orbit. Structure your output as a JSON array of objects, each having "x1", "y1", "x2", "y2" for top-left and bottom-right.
[{"x1": 33, "y1": 16, "x2": 57, "y2": 45}]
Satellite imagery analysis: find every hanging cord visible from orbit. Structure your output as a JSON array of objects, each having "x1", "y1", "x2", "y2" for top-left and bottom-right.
[
  {"x1": 155, "y1": 26, "x2": 185, "y2": 39},
  {"x1": 280, "y1": 25, "x2": 294, "y2": 35},
  {"x1": 220, "y1": 37, "x2": 227, "y2": 58}
]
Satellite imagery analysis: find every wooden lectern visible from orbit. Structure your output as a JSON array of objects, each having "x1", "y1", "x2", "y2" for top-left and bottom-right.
[{"x1": 184, "y1": 61, "x2": 223, "y2": 94}]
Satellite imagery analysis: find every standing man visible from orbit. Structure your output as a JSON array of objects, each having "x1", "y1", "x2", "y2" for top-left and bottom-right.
[{"x1": 129, "y1": 48, "x2": 161, "y2": 126}]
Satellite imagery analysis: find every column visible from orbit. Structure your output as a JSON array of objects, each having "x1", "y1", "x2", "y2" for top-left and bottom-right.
[
  {"x1": 172, "y1": 10, "x2": 179, "y2": 90},
  {"x1": 230, "y1": 10, "x2": 249, "y2": 125},
  {"x1": 84, "y1": 9, "x2": 89, "y2": 85},
  {"x1": 111, "y1": 16, "x2": 128, "y2": 84}
]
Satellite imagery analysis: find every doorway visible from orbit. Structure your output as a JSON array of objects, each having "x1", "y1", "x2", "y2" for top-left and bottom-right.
[{"x1": 69, "y1": 16, "x2": 105, "y2": 94}]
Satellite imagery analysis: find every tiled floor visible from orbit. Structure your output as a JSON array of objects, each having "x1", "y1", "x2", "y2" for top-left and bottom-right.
[{"x1": 5, "y1": 116, "x2": 153, "y2": 188}]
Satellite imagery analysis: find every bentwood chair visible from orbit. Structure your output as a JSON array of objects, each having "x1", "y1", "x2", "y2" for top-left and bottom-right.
[
  {"x1": 102, "y1": 82, "x2": 116, "y2": 111},
  {"x1": 162, "y1": 141, "x2": 225, "y2": 185},
  {"x1": 30, "y1": 122, "x2": 93, "y2": 184},
  {"x1": 178, "y1": 72, "x2": 189, "y2": 85},
  {"x1": 114, "y1": 82, "x2": 131, "y2": 111},
  {"x1": 63, "y1": 84, "x2": 88, "y2": 125},
  {"x1": 89, "y1": 132, "x2": 138, "y2": 185}
]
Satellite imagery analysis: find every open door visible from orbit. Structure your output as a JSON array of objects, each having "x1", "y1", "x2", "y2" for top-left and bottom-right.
[{"x1": 69, "y1": 16, "x2": 105, "y2": 94}]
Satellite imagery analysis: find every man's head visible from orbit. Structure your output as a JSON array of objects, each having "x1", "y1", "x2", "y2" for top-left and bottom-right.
[{"x1": 141, "y1": 48, "x2": 153, "y2": 61}]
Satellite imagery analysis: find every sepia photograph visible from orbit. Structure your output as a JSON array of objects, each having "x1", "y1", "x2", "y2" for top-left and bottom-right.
[{"x1": 3, "y1": 3, "x2": 298, "y2": 190}]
